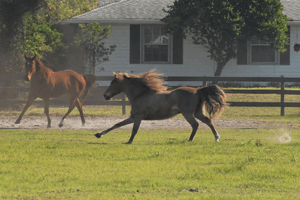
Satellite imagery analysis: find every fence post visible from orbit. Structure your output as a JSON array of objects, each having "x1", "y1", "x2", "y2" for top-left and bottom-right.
[
  {"x1": 122, "y1": 92, "x2": 126, "y2": 115},
  {"x1": 280, "y1": 76, "x2": 285, "y2": 116},
  {"x1": 203, "y1": 75, "x2": 207, "y2": 86}
]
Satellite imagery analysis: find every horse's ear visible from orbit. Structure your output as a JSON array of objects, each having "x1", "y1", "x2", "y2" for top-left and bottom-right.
[
  {"x1": 24, "y1": 55, "x2": 28, "y2": 60},
  {"x1": 32, "y1": 54, "x2": 36, "y2": 60},
  {"x1": 113, "y1": 71, "x2": 116, "y2": 76}
]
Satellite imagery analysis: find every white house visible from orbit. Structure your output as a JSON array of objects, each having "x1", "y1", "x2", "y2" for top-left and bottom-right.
[{"x1": 61, "y1": 0, "x2": 300, "y2": 86}]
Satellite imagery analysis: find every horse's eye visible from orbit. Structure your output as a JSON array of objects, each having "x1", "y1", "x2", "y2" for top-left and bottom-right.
[{"x1": 25, "y1": 62, "x2": 31, "y2": 67}]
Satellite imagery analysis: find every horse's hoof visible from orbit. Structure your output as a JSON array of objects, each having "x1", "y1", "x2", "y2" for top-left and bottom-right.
[
  {"x1": 123, "y1": 141, "x2": 132, "y2": 144},
  {"x1": 59, "y1": 124, "x2": 63, "y2": 128},
  {"x1": 216, "y1": 138, "x2": 220, "y2": 142},
  {"x1": 47, "y1": 125, "x2": 51, "y2": 128},
  {"x1": 15, "y1": 120, "x2": 20, "y2": 124},
  {"x1": 95, "y1": 133, "x2": 102, "y2": 138}
]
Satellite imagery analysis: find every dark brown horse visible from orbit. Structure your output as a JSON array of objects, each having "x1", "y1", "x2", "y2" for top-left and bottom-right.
[
  {"x1": 95, "y1": 70, "x2": 227, "y2": 144},
  {"x1": 15, "y1": 55, "x2": 96, "y2": 128}
]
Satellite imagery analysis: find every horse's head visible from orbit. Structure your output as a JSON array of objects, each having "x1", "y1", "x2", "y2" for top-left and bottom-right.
[
  {"x1": 103, "y1": 72, "x2": 125, "y2": 100},
  {"x1": 24, "y1": 55, "x2": 37, "y2": 81}
]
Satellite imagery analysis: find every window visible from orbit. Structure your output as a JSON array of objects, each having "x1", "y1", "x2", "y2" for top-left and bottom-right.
[
  {"x1": 248, "y1": 37, "x2": 279, "y2": 64},
  {"x1": 142, "y1": 26, "x2": 171, "y2": 63},
  {"x1": 237, "y1": 26, "x2": 290, "y2": 66},
  {"x1": 130, "y1": 24, "x2": 183, "y2": 64}
]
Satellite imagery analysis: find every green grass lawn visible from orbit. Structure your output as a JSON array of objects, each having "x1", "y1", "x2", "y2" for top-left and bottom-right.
[
  {"x1": 1, "y1": 87, "x2": 300, "y2": 199},
  {"x1": 0, "y1": 128, "x2": 299, "y2": 199}
]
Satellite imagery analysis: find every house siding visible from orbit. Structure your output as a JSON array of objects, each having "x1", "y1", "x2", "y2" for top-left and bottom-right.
[
  {"x1": 94, "y1": 24, "x2": 300, "y2": 86},
  {"x1": 96, "y1": 24, "x2": 214, "y2": 86},
  {"x1": 222, "y1": 26, "x2": 300, "y2": 78}
]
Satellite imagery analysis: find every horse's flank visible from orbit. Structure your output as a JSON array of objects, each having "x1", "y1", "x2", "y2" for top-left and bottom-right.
[{"x1": 32, "y1": 58, "x2": 85, "y2": 99}]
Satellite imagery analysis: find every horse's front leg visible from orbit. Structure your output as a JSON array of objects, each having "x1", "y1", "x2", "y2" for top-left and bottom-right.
[
  {"x1": 95, "y1": 117, "x2": 134, "y2": 138},
  {"x1": 59, "y1": 94, "x2": 77, "y2": 127},
  {"x1": 43, "y1": 98, "x2": 51, "y2": 128},
  {"x1": 125, "y1": 115, "x2": 143, "y2": 144},
  {"x1": 15, "y1": 94, "x2": 36, "y2": 124}
]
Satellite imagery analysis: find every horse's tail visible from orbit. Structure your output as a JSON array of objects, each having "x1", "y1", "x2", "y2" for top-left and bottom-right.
[
  {"x1": 81, "y1": 74, "x2": 96, "y2": 104},
  {"x1": 197, "y1": 85, "x2": 228, "y2": 119}
]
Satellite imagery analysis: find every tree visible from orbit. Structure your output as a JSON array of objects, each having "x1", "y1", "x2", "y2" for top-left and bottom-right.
[
  {"x1": 20, "y1": 0, "x2": 99, "y2": 59},
  {"x1": 18, "y1": 0, "x2": 116, "y2": 74},
  {"x1": 0, "y1": 0, "x2": 101, "y2": 74},
  {"x1": 0, "y1": 0, "x2": 45, "y2": 73},
  {"x1": 75, "y1": 23, "x2": 116, "y2": 74},
  {"x1": 0, "y1": 0, "x2": 44, "y2": 51},
  {"x1": 21, "y1": 13, "x2": 63, "y2": 59},
  {"x1": 162, "y1": 0, "x2": 289, "y2": 77}
]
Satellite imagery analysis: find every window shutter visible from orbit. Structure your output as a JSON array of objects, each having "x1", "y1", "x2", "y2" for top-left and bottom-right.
[
  {"x1": 237, "y1": 39, "x2": 248, "y2": 65},
  {"x1": 130, "y1": 25, "x2": 140, "y2": 64},
  {"x1": 280, "y1": 26, "x2": 290, "y2": 65},
  {"x1": 172, "y1": 30, "x2": 183, "y2": 64}
]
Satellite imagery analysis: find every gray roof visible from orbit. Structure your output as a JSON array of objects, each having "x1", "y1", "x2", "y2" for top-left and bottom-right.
[
  {"x1": 62, "y1": 0, "x2": 173, "y2": 24},
  {"x1": 281, "y1": 0, "x2": 300, "y2": 21},
  {"x1": 62, "y1": 0, "x2": 300, "y2": 24}
]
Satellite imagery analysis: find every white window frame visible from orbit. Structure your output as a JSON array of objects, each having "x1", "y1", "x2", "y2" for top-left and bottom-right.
[
  {"x1": 247, "y1": 37, "x2": 280, "y2": 65},
  {"x1": 140, "y1": 25, "x2": 173, "y2": 64}
]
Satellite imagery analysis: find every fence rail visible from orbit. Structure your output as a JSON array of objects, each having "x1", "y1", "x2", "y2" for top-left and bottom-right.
[{"x1": 1, "y1": 75, "x2": 300, "y2": 116}]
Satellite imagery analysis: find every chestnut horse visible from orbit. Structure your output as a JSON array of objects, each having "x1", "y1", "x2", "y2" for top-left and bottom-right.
[
  {"x1": 95, "y1": 70, "x2": 227, "y2": 144},
  {"x1": 15, "y1": 55, "x2": 96, "y2": 128}
]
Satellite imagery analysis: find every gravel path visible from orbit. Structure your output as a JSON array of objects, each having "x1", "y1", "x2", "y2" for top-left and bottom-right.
[{"x1": 0, "y1": 114, "x2": 291, "y2": 130}]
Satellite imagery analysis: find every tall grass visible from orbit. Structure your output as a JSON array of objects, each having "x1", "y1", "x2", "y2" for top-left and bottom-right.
[{"x1": 0, "y1": 128, "x2": 299, "y2": 199}]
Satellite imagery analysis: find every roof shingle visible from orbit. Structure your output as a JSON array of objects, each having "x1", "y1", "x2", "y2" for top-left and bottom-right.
[
  {"x1": 72, "y1": 0, "x2": 173, "y2": 21},
  {"x1": 281, "y1": 0, "x2": 300, "y2": 20},
  {"x1": 63, "y1": 0, "x2": 300, "y2": 24}
]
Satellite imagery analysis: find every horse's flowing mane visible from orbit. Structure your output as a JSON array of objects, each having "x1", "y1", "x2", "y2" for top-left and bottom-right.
[{"x1": 115, "y1": 69, "x2": 168, "y2": 92}]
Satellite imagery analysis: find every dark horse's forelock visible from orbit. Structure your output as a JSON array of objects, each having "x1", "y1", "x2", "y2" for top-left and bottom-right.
[{"x1": 115, "y1": 69, "x2": 168, "y2": 92}]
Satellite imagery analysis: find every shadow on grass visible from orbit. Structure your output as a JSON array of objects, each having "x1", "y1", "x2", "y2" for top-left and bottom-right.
[{"x1": 88, "y1": 142, "x2": 109, "y2": 145}]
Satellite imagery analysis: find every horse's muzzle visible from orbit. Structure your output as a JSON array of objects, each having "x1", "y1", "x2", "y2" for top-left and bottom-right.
[
  {"x1": 103, "y1": 94, "x2": 111, "y2": 100},
  {"x1": 24, "y1": 76, "x2": 30, "y2": 81}
]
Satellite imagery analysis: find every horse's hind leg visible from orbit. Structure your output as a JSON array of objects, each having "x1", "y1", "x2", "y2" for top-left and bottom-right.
[
  {"x1": 181, "y1": 112, "x2": 199, "y2": 141},
  {"x1": 43, "y1": 99, "x2": 51, "y2": 128},
  {"x1": 74, "y1": 98, "x2": 85, "y2": 126},
  {"x1": 194, "y1": 109, "x2": 220, "y2": 142}
]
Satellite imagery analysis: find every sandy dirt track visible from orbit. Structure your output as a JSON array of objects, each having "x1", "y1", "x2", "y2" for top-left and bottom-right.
[{"x1": 0, "y1": 113, "x2": 292, "y2": 131}]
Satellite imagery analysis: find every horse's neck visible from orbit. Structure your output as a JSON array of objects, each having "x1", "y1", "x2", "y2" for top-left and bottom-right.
[
  {"x1": 123, "y1": 80, "x2": 150, "y2": 101},
  {"x1": 35, "y1": 63, "x2": 52, "y2": 80}
]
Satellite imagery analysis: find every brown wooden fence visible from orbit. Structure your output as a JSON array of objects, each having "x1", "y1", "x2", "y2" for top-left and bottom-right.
[{"x1": 1, "y1": 75, "x2": 300, "y2": 116}]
